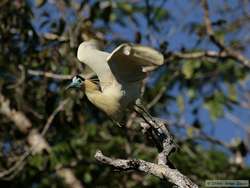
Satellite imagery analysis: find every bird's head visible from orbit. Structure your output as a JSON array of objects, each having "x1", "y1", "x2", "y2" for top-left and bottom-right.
[{"x1": 66, "y1": 75, "x2": 85, "y2": 90}]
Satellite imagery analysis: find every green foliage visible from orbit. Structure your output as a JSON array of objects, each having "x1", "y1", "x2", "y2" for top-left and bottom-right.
[
  {"x1": 204, "y1": 91, "x2": 226, "y2": 121},
  {"x1": 172, "y1": 143, "x2": 250, "y2": 186},
  {"x1": 182, "y1": 60, "x2": 201, "y2": 79}
]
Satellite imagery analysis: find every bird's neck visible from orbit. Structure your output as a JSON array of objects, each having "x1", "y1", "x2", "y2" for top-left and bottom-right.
[
  {"x1": 84, "y1": 79, "x2": 100, "y2": 93},
  {"x1": 84, "y1": 80, "x2": 103, "y2": 109}
]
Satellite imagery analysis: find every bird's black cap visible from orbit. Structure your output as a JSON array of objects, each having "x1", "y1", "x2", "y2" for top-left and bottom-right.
[{"x1": 76, "y1": 75, "x2": 85, "y2": 81}]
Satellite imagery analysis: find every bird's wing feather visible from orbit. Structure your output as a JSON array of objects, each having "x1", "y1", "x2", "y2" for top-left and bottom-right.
[
  {"x1": 77, "y1": 42, "x2": 115, "y2": 88},
  {"x1": 107, "y1": 43, "x2": 164, "y2": 83}
]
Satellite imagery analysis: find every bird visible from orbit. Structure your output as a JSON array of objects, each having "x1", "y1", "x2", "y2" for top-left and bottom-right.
[{"x1": 66, "y1": 40, "x2": 164, "y2": 124}]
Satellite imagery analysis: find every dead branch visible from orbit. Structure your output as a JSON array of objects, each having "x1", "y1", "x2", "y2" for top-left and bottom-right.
[
  {"x1": 27, "y1": 69, "x2": 72, "y2": 80},
  {"x1": 0, "y1": 93, "x2": 32, "y2": 133},
  {"x1": 95, "y1": 150, "x2": 197, "y2": 188},
  {"x1": 0, "y1": 96, "x2": 69, "y2": 180},
  {"x1": 96, "y1": 106, "x2": 198, "y2": 188},
  {"x1": 27, "y1": 69, "x2": 96, "y2": 81},
  {"x1": 170, "y1": 51, "x2": 227, "y2": 60},
  {"x1": 201, "y1": 0, "x2": 250, "y2": 68},
  {"x1": 27, "y1": 129, "x2": 51, "y2": 154},
  {"x1": 56, "y1": 168, "x2": 84, "y2": 188},
  {"x1": 41, "y1": 99, "x2": 69, "y2": 136}
]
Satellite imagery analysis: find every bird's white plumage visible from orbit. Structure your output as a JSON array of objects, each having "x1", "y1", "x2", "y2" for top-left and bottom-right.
[
  {"x1": 107, "y1": 43, "x2": 164, "y2": 83},
  {"x1": 77, "y1": 41, "x2": 114, "y2": 90},
  {"x1": 76, "y1": 40, "x2": 164, "y2": 119}
]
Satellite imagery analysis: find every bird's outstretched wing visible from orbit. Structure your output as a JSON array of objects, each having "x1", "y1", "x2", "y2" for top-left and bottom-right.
[
  {"x1": 107, "y1": 43, "x2": 164, "y2": 83},
  {"x1": 77, "y1": 41, "x2": 115, "y2": 89}
]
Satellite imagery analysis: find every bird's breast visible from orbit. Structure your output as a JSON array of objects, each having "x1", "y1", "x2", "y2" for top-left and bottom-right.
[
  {"x1": 85, "y1": 83, "x2": 123, "y2": 116},
  {"x1": 85, "y1": 81, "x2": 141, "y2": 121}
]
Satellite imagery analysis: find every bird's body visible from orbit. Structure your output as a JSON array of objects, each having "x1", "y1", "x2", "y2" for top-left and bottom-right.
[
  {"x1": 84, "y1": 79, "x2": 124, "y2": 120},
  {"x1": 68, "y1": 40, "x2": 164, "y2": 121}
]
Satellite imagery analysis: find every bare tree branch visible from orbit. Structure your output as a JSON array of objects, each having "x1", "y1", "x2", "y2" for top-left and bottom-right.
[
  {"x1": 146, "y1": 85, "x2": 167, "y2": 110},
  {"x1": 27, "y1": 69, "x2": 96, "y2": 80},
  {"x1": 170, "y1": 51, "x2": 227, "y2": 60},
  {"x1": 201, "y1": 0, "x2": 250, "y2": 68},
  {"x1": 41, "y1": 99, "x2": 69, "y2": 136},
  {"x1": 56, "y1": 168, "x2": 84, "y2": 188},
  {"x1": 95, "y1": 150, "x2": 197, "y2": 188},
  {"x1": 96, "y1": 106, "x2": 198, "y2": 188},
  {"x1": 0, "y1": 96, "x2": 69, "y2": 180},
  {"x1": 27, "y1": 69, "x2": 72, "y2": 80},
  {"x1": 0, "y1": 93, "x2": 32, "y2": 133}
]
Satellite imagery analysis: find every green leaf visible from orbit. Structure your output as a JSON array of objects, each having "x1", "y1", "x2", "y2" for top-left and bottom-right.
[
  {"x1": 187, "y1": 127, "x2": 194, "y2": 137},
  {"x1": 29, "y1": 154, "x2": 45, "y2": 170},
  {"x1": 227, "y1": 83, "x2": 237, "y2": 102},
  {"x1": 35, "y1": 0, "x2": 46, "y2": 7},
  {"x1": 188, "y1": 88, "x2": 197, "y2": 100},
  {"x1": 117, "y1": 2, "x2": 133, "y2": 14},
  {"x1": 177, "y1": 95, "x2": 184, "y2": 112},
  {"x1": 204, "y1": 99, "x2": 224, "y2": 121},
  {"x1": 110, "y1": 13, "x2": 116, "y2": 22},
  {"x1": 154, "y1": 7, "x2": 169, "y2": 21},
  {"x1": 182, "y1": 61, "x2": 194, "y2": 79},
  {"x1": 84, "y1": 172, "x2": 92, "y2": 183},
  {"x1": 214, "y1": 30, "x2": 225, "y2": 43}
]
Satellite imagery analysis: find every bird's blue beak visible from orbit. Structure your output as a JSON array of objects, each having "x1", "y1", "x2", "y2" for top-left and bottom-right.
[{"x1": 65, "y1": 75, "x2": 85, "y2": 91}]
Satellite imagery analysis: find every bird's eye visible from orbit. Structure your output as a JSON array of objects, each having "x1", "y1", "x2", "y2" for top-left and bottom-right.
[{"x1": 72, "y1": 75, "x2": 84, "y2": 86}]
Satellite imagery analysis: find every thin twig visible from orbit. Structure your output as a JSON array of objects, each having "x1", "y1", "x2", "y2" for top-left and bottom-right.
[
  {"x1": 201, "y1": 0, "x2": 250, "y2": 68},
  {"x1": 147, "y1": 85, "x2": 167, "y2": 109},
  {"x1": 0, "y1": 149, "x2": 30, "y2": 179},
  {"x1": 171, "y1": 51, "x2": 227, "y2": 60},
  {"x1": 27, "y1": 69, "x2": 96, "y2": 80},
  {"x1": 0, "y1": 93, "x2": 32, "y2": 133},
  {"x1": 41, "y1": 99, "x2": 69, "y2": 136},
  {"x1": 27, "y1": 69, "x2": 72, "y2": 80},
  {"x1": 0, "y1": 98, "x2": 69, "y2": 180}
]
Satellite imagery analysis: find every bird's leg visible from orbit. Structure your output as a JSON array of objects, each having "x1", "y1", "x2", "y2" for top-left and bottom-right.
[
  {"x1": 133, "y1": 107, "x2": 164, "y2": 151},
  {"x1": 134, "y1": 102, "x2": 164, "y2": 129},
  {"x1": 133, "y1": 107, "x2": 152, "y2": 127},
  {"x1": 135, "y1": 103, "x2": 153, "y2": 120},
  {"x1": 109, "y1": 117, "x2": 122, "y2": 127}
]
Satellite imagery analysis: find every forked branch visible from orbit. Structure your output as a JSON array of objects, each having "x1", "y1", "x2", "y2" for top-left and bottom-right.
[{"x1": 95, "y1": 107, "x2": 198, "y2": 188}]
